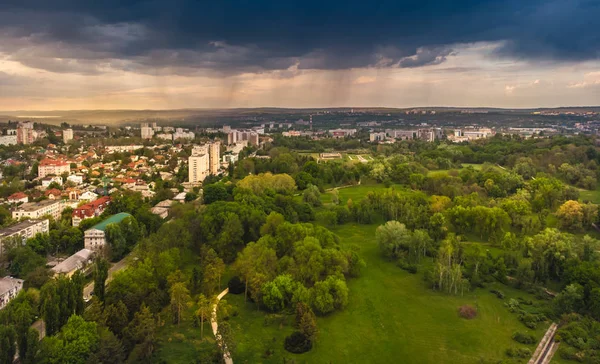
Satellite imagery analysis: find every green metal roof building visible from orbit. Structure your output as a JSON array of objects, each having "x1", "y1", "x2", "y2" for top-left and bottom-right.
[
  {"x1": 84, "y1": 212, "x2": 132, "y2": 250},
  {"x1": 89, "y1": 212, "x2": 132, "y2": 232}
]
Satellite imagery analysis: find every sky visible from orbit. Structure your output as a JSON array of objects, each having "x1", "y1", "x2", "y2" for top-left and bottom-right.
[{"x1": 0, "y1": 0, "x2": 599, "y2": 110}]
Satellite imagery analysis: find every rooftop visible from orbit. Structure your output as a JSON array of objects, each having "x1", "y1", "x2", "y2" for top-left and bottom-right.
[
  {"x1": 15, "y1": 199, "x2": 63, "y2": 212},
  {"x1": 0, "y1": 219, "x2": 48, "y2": 239},
  {"x1": 51, "y1": 249, "x2": 94, "y2": 274},
  {"x1": 0, "y1": 276, "x2": 24, "y2": 296},
  {"x1": 88, "y1": 212, "x2": 132, "y2": 232}
]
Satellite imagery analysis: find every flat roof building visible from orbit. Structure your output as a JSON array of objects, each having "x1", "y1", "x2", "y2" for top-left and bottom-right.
[
  {"x1": 0, "y1": 219, "x2": 49, "y2": 257},
  {"x1": 12, "y1": 199, "x2": 66, "y2": 221},
  {"x1": 0, "y1": 276, "x2": 24, "y2": 310}
]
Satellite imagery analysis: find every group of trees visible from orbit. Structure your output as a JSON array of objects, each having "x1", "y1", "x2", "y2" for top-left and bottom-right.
[{"x1": 232, "y1": 214, "x2": 362, "y2": 318}]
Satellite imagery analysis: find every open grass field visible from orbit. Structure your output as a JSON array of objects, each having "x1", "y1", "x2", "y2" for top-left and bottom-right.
[
  {"x1": 579, "y1": 185, "x2": 600, "y2": 204},
  {"x1": 227, "y1": 223, "x2": 549, "y2": 364}
]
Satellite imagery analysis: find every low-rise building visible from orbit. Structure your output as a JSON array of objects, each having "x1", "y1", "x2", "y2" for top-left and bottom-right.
[
  {"x1": 41, "y1": 176, "x2": 63, "y2": 188},
  {"x1": 51, "y1": 249, "x2": 94, "y2": 277},
  {"x1": 84, "y1": 212, "x2": 132, "y2": 250},
  {"x1": 0, "y1": 219, "x2": 49, "y2": 257},
  {"x1": 7, "y1": 192, "x2": 28, "y2": 204},
  {"x1": 12, "y1": 199, "x2": 66, "y2": 220},
  {"x1": 370, "y1": 132, "x2": 387, "y2": 142},
  {"x1": 0, "y1": 135, "x2": 17, "y2": 146},
  {"x1": 79, "y1": 191, "x2": 99, "y2": 202},
  {"x1": 38, "y1": 158, "x2": 70, "y2": 178},
  {"x1": 67, "y1": 174, "x2": 84, "y2": 185},
  {"x1": 72, "y1": 196, "x2": 111, "y2": 227},
  {"x1": 0, "y1": 276, "x2": 24, "y2": 310}
]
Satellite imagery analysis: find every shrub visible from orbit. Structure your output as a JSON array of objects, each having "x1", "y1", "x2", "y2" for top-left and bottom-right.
[
  {"x1": 228, "y1": 276, "x2": 245, "y2": 294},
  {"x1": 458, "y1": 305, "x2": 477, "y2": 319},
  {"x1": 512, "y1": 331, "x2": 536, "y2": 345},
  {"x1": 505, "y1": 347, "x2": 532, "y2": 358},
  {"x1": 505, "y1": 298, "x2": 520, "y2": 312},
  {"x1": 490, "y1": 289, "x2": 505, "y2": 299},
  {"x1": 397, "y1": 259, "x2": 418, "y2": 274},
  {"x1": 284, "y1": 331, "x2": 312, "y2": 354},
  {"x1": 518, "y1": 312, "x2": 545, "y2": 330}
]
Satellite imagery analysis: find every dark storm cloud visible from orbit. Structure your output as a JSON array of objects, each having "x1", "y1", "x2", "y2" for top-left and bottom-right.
[{"x1": 0, "y1": 0, "x2": 598, "y2": 74}]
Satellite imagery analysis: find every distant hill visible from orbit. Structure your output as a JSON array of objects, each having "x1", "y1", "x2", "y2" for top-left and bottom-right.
[{"x1": 0, "y1": 106, "x2": 598, "y2": 125}]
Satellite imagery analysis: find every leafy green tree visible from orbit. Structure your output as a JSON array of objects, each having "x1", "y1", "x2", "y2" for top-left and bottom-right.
[
  {"x1": 0, "y1": 326, "x2": 17, "y2": 364},
  {"x1": 87, "y1": 328, "x2": 124, "y2": 364},
  {"x1": 105, "y1": 301, "x2": 129, "y2": 337},
  {"x1": 170, "y1": 282, "x2": 192, "y2": 325},
  {"x1": 296, "y1": 302, "x2": 318, "y2": 341},
  {"x1": 235, "y1": 241, "x2": 278, "y2": 303},
  {"x1": 302, "y1": 184, "x2": 321, "y2": 207},
  {"x1": 124, "y1": 305, "x2": 156, "y2": 361},
  {"x1": 376, "y1": 221, "x2": 410, "y2": 259},
  {"x1": 94, "y1": 257, "x2": 109, "y2": 303},
  {"x1": 195, "y1": 294, "x2": 213, "y2": 340},
  {"x1": 37, "y1": 315, "x2": 99, "y2": 364}
]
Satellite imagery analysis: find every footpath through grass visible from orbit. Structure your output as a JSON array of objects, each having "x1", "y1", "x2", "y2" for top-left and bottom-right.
[{"x1": 228, "y1": 223, "x2": 547, "y2": 363}]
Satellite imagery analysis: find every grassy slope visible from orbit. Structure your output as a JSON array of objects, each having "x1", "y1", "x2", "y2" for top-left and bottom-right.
[{"x1": 228, "y1": 223, "x2": 547, "y2": 364}]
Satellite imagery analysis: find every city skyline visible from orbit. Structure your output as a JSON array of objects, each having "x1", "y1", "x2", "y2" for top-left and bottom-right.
[{"x1": 0, "y1": 1, "x2": 599, "y2": 110}]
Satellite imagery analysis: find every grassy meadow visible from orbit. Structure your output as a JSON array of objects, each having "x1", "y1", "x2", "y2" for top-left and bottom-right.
[{"x1": 227, "y1": 221, "x2": 548, "y2": 364}]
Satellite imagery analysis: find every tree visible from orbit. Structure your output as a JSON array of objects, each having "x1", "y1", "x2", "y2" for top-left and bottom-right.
[
  {"x1": 105, "y1": 301, "x2": 129, "y2": 337},
  {"x1": 170, "y1": 282, "x2": 192, "y2": 325},
  {"x1": 0, "y1": 326, "x2": 17, "y2": 364},
  {"x1": 40, "y1": 282, "x2": 60, "y2": 336},
  {"x1": 202, "y1": 249, "x2": 226, "y2": 294},
  {"x1": 376, "y1": 221, "x2": 410, "y2": 259},
  {"x1": 554, "y1": 284, "x2": 585, "y2": 315},
  {"x1": 37, "y1": 315, "x2": 99, "y2": 364},
  {"x1": 94, "y1": 257, "x2": 110, "y2": 303},
  {"x1": 87, "y1": 328, "x2": 124, "y2": 364},
  {"x1": 20, "y1": 328, "x2": 39, "y2": 364},
  {"x1": 195, "y1": 294, "x2": 213, "y2": 340},
  {"x1": 296, "y1": 302, "x2": 318, "y2": 341},
  {"x1": 215, "y1": 321, "x2": 236, "y2": 358},
  {"x1": 105, "y1": 224, "x2": 127, "y2": 261},
  {"x1": 202, "y1": 183, "x2": 229, "y2": 204},
  {"x1": 124, "y1": 305, "x2": 156, "y2": 360},
  {"x1": 302, "y1": 184, "x2": 321, "y2": 207},
  {"x1": 556, "y1": 200, "x2": 585, "y2": 231},
  {"x1": 234, "y1": 241, "x2": 278, "y2": 303}
]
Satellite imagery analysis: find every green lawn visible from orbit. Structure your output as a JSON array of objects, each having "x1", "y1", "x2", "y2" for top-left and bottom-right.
[
  {"x1": 322, "y1": 183, "x2": 405, "y2": 204},
  {"x1": 579, "y1": 185, "x2": 600, "y2": 204},
  {"x1": 227, "y1": 223, "x2": 548, "y2": 364}
]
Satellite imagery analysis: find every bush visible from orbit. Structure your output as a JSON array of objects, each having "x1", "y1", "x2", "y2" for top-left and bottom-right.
[
  {"x1": 518, "y1": 312, "x2": 545, "y2": 330},
  {"x1": 458, "y1": 305, "x2": 477, "y2": 319},
  {"x1": 505, "y1": 347, "x2": 532, "y2": 358},
  {"x1": 397, "y1": 259, "x2": 418, "y2": 274},
  {"x1": 512, "y1": 331, "x2": 536, "y2": 345},
  {"x1": 228, "y1": 276, "x2": 245, "y2": 295},
  {"x1": 284, "y1": 331, "x2": 312, "y2": 354},
  {"x1": 490, "y1": 289, "x2": 505, "y2": 299}
]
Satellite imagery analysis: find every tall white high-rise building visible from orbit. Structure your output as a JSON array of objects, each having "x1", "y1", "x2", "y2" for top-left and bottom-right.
[
  {"x1": 188, "y1": 143, "x2": 220, "y2": 183},
  {"x1": 63, "y1": 129, "x2": 73, "y2": 143},
  {"x1": 141, "y1": 123, "x2": 154, "y2": 139},
  {"x1": 209, "y1": 142, "x2": 220, "y2": 175}
]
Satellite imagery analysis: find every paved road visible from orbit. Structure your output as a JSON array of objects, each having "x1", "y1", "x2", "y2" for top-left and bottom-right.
[
  {"x1": 212, "y1": 288, "x2": 232, "y2": 364},
  {"x1": 83, "y1": 257, "x2": 130, "y2": 299}
]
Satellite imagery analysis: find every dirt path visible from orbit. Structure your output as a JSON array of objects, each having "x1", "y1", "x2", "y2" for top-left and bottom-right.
[{"x1": 212, "y1": 288, "x2": 232, "y2": 364}]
